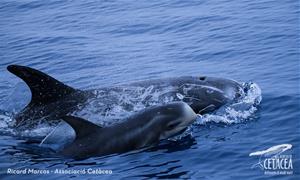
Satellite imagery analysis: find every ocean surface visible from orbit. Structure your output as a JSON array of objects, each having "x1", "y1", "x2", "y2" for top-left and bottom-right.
[{"x1": 0, "y1": 0, "x2": 299, "y2": 179}]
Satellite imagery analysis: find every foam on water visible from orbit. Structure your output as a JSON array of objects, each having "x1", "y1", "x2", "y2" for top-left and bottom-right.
[
  {"x1": 195, "y1": 82, "x2": 262, "y2": 125},
  {"x1": 169, "y1": 82, "x2": 262, "y2": 140},
  {"x1": 72, "y1": 85, "x2": 177, "y2": 125}
]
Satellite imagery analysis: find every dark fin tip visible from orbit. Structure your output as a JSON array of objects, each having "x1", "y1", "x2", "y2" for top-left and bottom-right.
[
  {"x1": 7, "y1": 64, "x2": 78, "y2": 105},
  {"x1": 7, "y1": 64, "x2": 20, "y2": 74}
]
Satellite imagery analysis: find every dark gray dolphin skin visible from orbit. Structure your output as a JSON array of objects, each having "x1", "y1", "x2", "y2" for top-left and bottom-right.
[
  {"x1": 60, "y1": 102, "x2": 197, "y2": 159},
  {"x1": 7, "y1": 65, "x2": 90, "y2": 127},
  {"x1": 7, "y1": 65, "x2": 243, "y2": 127}
]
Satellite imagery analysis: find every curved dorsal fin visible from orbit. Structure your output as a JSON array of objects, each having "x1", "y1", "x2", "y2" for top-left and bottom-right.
[
  {"x1": 7, "y1": 65, "x2": 77, "y2": 106},
  {"x1": 61, "y1": 116, "x2": 102, "y2": 138}
]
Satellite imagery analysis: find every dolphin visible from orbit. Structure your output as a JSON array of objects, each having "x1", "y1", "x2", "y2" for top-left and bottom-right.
[
  {"x1": 7, "y1": 65, "x2": 244, "y2": 128},
  {"x1": 59, "y1": 102, "x2": 197, "y2": 159}
]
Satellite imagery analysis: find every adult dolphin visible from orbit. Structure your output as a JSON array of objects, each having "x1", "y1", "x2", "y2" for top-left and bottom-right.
[
  {"x1": 7, "y1": 65, "x2": 244, "y2": 128},
  {"x1": 59, "y1": 102, "x2": 197, "y2": 159}
]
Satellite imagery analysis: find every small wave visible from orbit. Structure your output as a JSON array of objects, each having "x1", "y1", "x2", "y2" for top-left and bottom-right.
[
  {"x1": 169, "y1": 82, "x2": 262, "y2": 141},
  {"x1": 195, "y1": 82, "x2": 262, "y2": 125},
  {"x1": 0, "y1": 111, "x2": 55, "y2": 138},
  {"x1": 0, "y1": 111, "x2": 15, "y2": 135}
]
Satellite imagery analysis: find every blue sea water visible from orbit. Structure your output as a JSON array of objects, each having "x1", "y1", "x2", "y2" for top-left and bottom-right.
[{"x1": 0, "y1": 0, "x2": 299, "y2": 179}]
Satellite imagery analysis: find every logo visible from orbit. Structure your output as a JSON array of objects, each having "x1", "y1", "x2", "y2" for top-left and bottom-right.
[{"x1": 249, "y1": 144, "x2": 293, "y2": 175}]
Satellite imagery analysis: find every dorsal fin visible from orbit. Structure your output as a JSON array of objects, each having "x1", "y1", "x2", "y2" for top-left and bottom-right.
[
  {"x1": 7, "y1": 65, "x2": 78, "y2": 106},
  {"x1": 61, "y1": 116, "x2": 102, "y2": 138}
]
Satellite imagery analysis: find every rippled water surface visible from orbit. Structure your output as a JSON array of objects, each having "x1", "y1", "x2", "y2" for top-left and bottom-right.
[{"x1": 0, "y1": 0, "x2": 299, "y2": 179}]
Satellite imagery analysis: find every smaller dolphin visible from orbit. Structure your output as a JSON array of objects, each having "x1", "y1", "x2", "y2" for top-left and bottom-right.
[{"x1": 59, "y1": 102, "x2": 197, "y2": 159}]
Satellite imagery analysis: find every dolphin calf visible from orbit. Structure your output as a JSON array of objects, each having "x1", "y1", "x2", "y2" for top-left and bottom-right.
[
  {"x1": 7, "y1": 65, "x2": 244, "y2": 128},
  {"x1": 59, "y1": 102, "x2": 197, "y2": 159}
]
